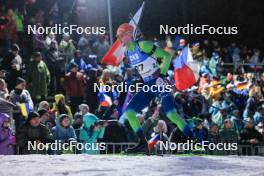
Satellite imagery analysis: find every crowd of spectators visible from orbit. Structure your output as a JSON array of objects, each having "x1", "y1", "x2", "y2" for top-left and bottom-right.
[{"x1": 0, "y1": 1, "x2": 264, "y2": 155}]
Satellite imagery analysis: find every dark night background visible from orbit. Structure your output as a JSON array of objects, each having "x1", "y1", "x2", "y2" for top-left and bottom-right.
[
  {"x1": 1, "y1": 0, "x2": 264, "y2": 48},
  {"x1": 112, "y1": 0, "x2": 264, "y2": 48}
]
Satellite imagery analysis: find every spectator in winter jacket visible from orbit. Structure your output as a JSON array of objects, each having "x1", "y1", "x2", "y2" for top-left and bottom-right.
[
  {"x1": 44, "y1": 41, "x2": 60, "y2": 93},
  {"x1": 45, "y1": 32, "x2": 57, "y2": 49},
  {"x1": 16, "y1": 111, "x2": 54, "y2": 154},
  {"x1": 32, "y1": 23, "x2": 46, "y2": 51},
  {"x1": 209, "y1": 52, "x2": 220, "y2": 77},
  {"x1": 198, "y1": 73, "x2": 210, "y2": 94},
  {"x1": 239, "y1": 118, "x2": 263, "y2": 155},
  {"x1": 85, "y1": 68, "x2": 100, "y2": 113},
  {"x1": 78, "y1": 104, "x2": 90, "y2": 116},
  {"x1": 59, "y1": 33, "x2": 76, "y2": 62},
  {"x1": 230, "y1": 109, "x2": 244, "y2": 134},
  {"x1": 102, "y1": 119, "x2": 127, "y2": 153},
  {"x1": 201, "y1": 84, "x2": 213, "y2": 105},
  {"x1": 92, "y1": 35, "x2": 110, "y2": 56},
  {"x1": 212, "y1": 106, "x2": 229, "y2": 128},
  {"x1": 38, "y1": 101, "x2": 50, "y2": 111},
  {"x1": 0, "y1": 113, "x2": 15, "y2": 155},
  {"x1": 243, "y1": 93, "x2": 262, "y2": 119},
  {"x1": 79, "y1": 112, "x2": 105, "y2": 154},
  {"x1": 72, "y1": 112, "x2": 83, "y2": 142},
  {"x1": 10, "y1": 77, "x2": 33, "y2": 129},
  {"x1": 65, "y1": 63, "x2": 86, "y2": 114},
  {"x1": 191, "y1": 42, "x2": 203, "y2": 62},
  {"x1": 209, "y1": 79, "x2": 225, "y2": 102},
  {"x1": 27, "y1": 52, "x2": 50, "y2": 103},
  {"x1": 239, "y1": 118, "x2": 263, "y2": 145},
  {"x1": 199, "y1": 59, "x2": 212, "y2": 76},
  {"x1": 38, "y1": 101, "x2": 56, "y2": 129},
  {"x1": 208, "y1": 123, "x2": 221, "y2": 144},
  {"x1": 52, "y1": 94, "x2": 73, "y2": 120},
  {"x1": 77, "y1": 34, "x2": 89, "y2": 54},
  {"x1": 0, "y1": 78, "x2": 13, "y2": 116},
  {"x1": 72, "y1": 104, "x2": 89, "y2": 140},
  {"x1": 0, "y1": 44, "x2": 22, "y2": 90},
  {"x1": 191, "y1": 117, "x2": 208, "y2": 143},
  {"x1": 0, "y1": 9, "x2": 17, "y2": 48},
  {"x1": 219, "y1": 119, "x2": 238, "y2": 144},
  {"x1": 207, "y1": 123, "x2": 221, "y2": 155},
  {"x1": 256, "y1": 122, "x2": 264, "y2": 141},
  {"x1": 169, "y1": 127, "x2": 189, "y2": 145},
  {"x1": 51, "y1": 114, "x2": 77, "y2": 154},
  {"x1": 37, "y1": 108, "x2": 53, "y2": 129},
  {"x1": 99, "y1": 69, "x2": 112, "y2": 86},
  {"x1": 151, "y1": 120, "x2": 169, "y2": 153},
  {"x1": 209, "y1": 99, "x2": 222, "y2": 117},
  {"x1": 51, "y1": 114, "x2": 76, "y2": 142},
  {"x1": 253, "y1": 106, "x2": 264, "y2": 126},
  {"x1": 142, "y1": 106, "x2": 160, "y2": 138},
  {"x1": 67, "y1": 50, "x2": 87, "y2": 73}
]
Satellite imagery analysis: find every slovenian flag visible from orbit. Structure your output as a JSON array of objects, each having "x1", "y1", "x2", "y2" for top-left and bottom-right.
[
  {"x1": 173, "y1": 46, "x2": 200, "y2": 91},
  {"x1": 148, "y1": 134, "x2": 161, "y2": 151},
  {"x1": 101, "y1": 2, "x2": 145, "y2": 66},
  {"x1": 20, "y1": 103, "x2": 30, "y2": 117}
]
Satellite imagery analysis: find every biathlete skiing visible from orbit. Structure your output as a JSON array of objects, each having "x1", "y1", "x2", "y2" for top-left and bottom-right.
[{"x1": 116, "y1": 23, "x2": 193, "y2": 153}]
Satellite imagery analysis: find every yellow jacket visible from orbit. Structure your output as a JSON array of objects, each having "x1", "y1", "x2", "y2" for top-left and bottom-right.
[{"x1": 52, "y1": 94, "x2": 73, "y2": 119}]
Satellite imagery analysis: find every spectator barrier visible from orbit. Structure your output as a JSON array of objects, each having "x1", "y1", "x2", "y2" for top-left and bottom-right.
[{"x1": 14, "y1": 143, "x2": 264, "y2": 156}]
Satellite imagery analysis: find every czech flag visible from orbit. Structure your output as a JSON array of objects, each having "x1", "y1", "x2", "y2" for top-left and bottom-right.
[
  {"x1": 148, "y1": 134, "x2": 161, "y2": 151},
  {"x1": 20, "y1": 103, "x2": 30, "y2": 117},
  {"x1": 173, "y1": 46, "x2": 200, "y2": 91},
  {"x1": 101, "y1": 2, "x2": 145, "y2": 66}
]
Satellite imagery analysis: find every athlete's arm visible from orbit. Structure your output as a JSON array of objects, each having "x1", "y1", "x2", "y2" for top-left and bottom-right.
[{"x1": 138, "y1": 41, "x2": 172, "y2": 76}]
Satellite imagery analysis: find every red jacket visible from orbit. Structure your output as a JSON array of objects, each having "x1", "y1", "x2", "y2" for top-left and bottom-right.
[{"x1": 65, "y1": 72, "x2": 86, "y2": 97}]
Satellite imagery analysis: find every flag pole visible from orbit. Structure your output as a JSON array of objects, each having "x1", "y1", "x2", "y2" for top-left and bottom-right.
[{"x1": 107, "y1": 0, "x2": 114, "y2": 45}]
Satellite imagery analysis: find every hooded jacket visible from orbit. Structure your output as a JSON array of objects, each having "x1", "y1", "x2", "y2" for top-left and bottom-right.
[
  {"x1": 79, "y1": 113, "x2": 105, "y2": 154},
  {"x1": 0, "y1": 113, "x2": 15, "y2": 155},
  {"x1": 52, "y1": 94, "x2": 73, "y2": 119},
  {"x1": 51, "y1": 114, "x2": 76, "y2": 142},
  {"x1": 27, "y1": 60, "x2": 50, "y2": 100}
]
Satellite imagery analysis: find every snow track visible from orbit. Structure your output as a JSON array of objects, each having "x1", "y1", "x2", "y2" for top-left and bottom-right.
[{"x1": 1, "y1": 155, "x2": 264, "y2": 176}]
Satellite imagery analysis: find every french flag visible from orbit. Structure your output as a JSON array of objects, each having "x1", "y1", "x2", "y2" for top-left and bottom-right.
[
  {"x1": 173, "y1": 46, "x2": 200, "y2": 91},
  {"x1": 148, "y1": 134, "x2": 161, "y2": 151},
  {"x1": 101, "y1": 2, "x2": 145, "y2": 66},
  {"x1": 98, "y1": 92, "x2": 112, "y2": 107}
]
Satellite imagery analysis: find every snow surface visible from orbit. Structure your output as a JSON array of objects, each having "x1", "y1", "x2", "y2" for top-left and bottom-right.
[{"x1": 0, "y1": 155, "x2": 264, "y2": 176}]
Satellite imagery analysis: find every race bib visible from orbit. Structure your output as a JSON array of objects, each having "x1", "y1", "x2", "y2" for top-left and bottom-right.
[{"x1": 133, "y1": 56, "x2": 159, "y2": 81}]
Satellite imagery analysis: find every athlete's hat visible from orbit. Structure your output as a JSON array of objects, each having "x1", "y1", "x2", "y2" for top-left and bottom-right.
[{"x1": 116, "y1": 23, "x2": 134, "y2": 38}]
